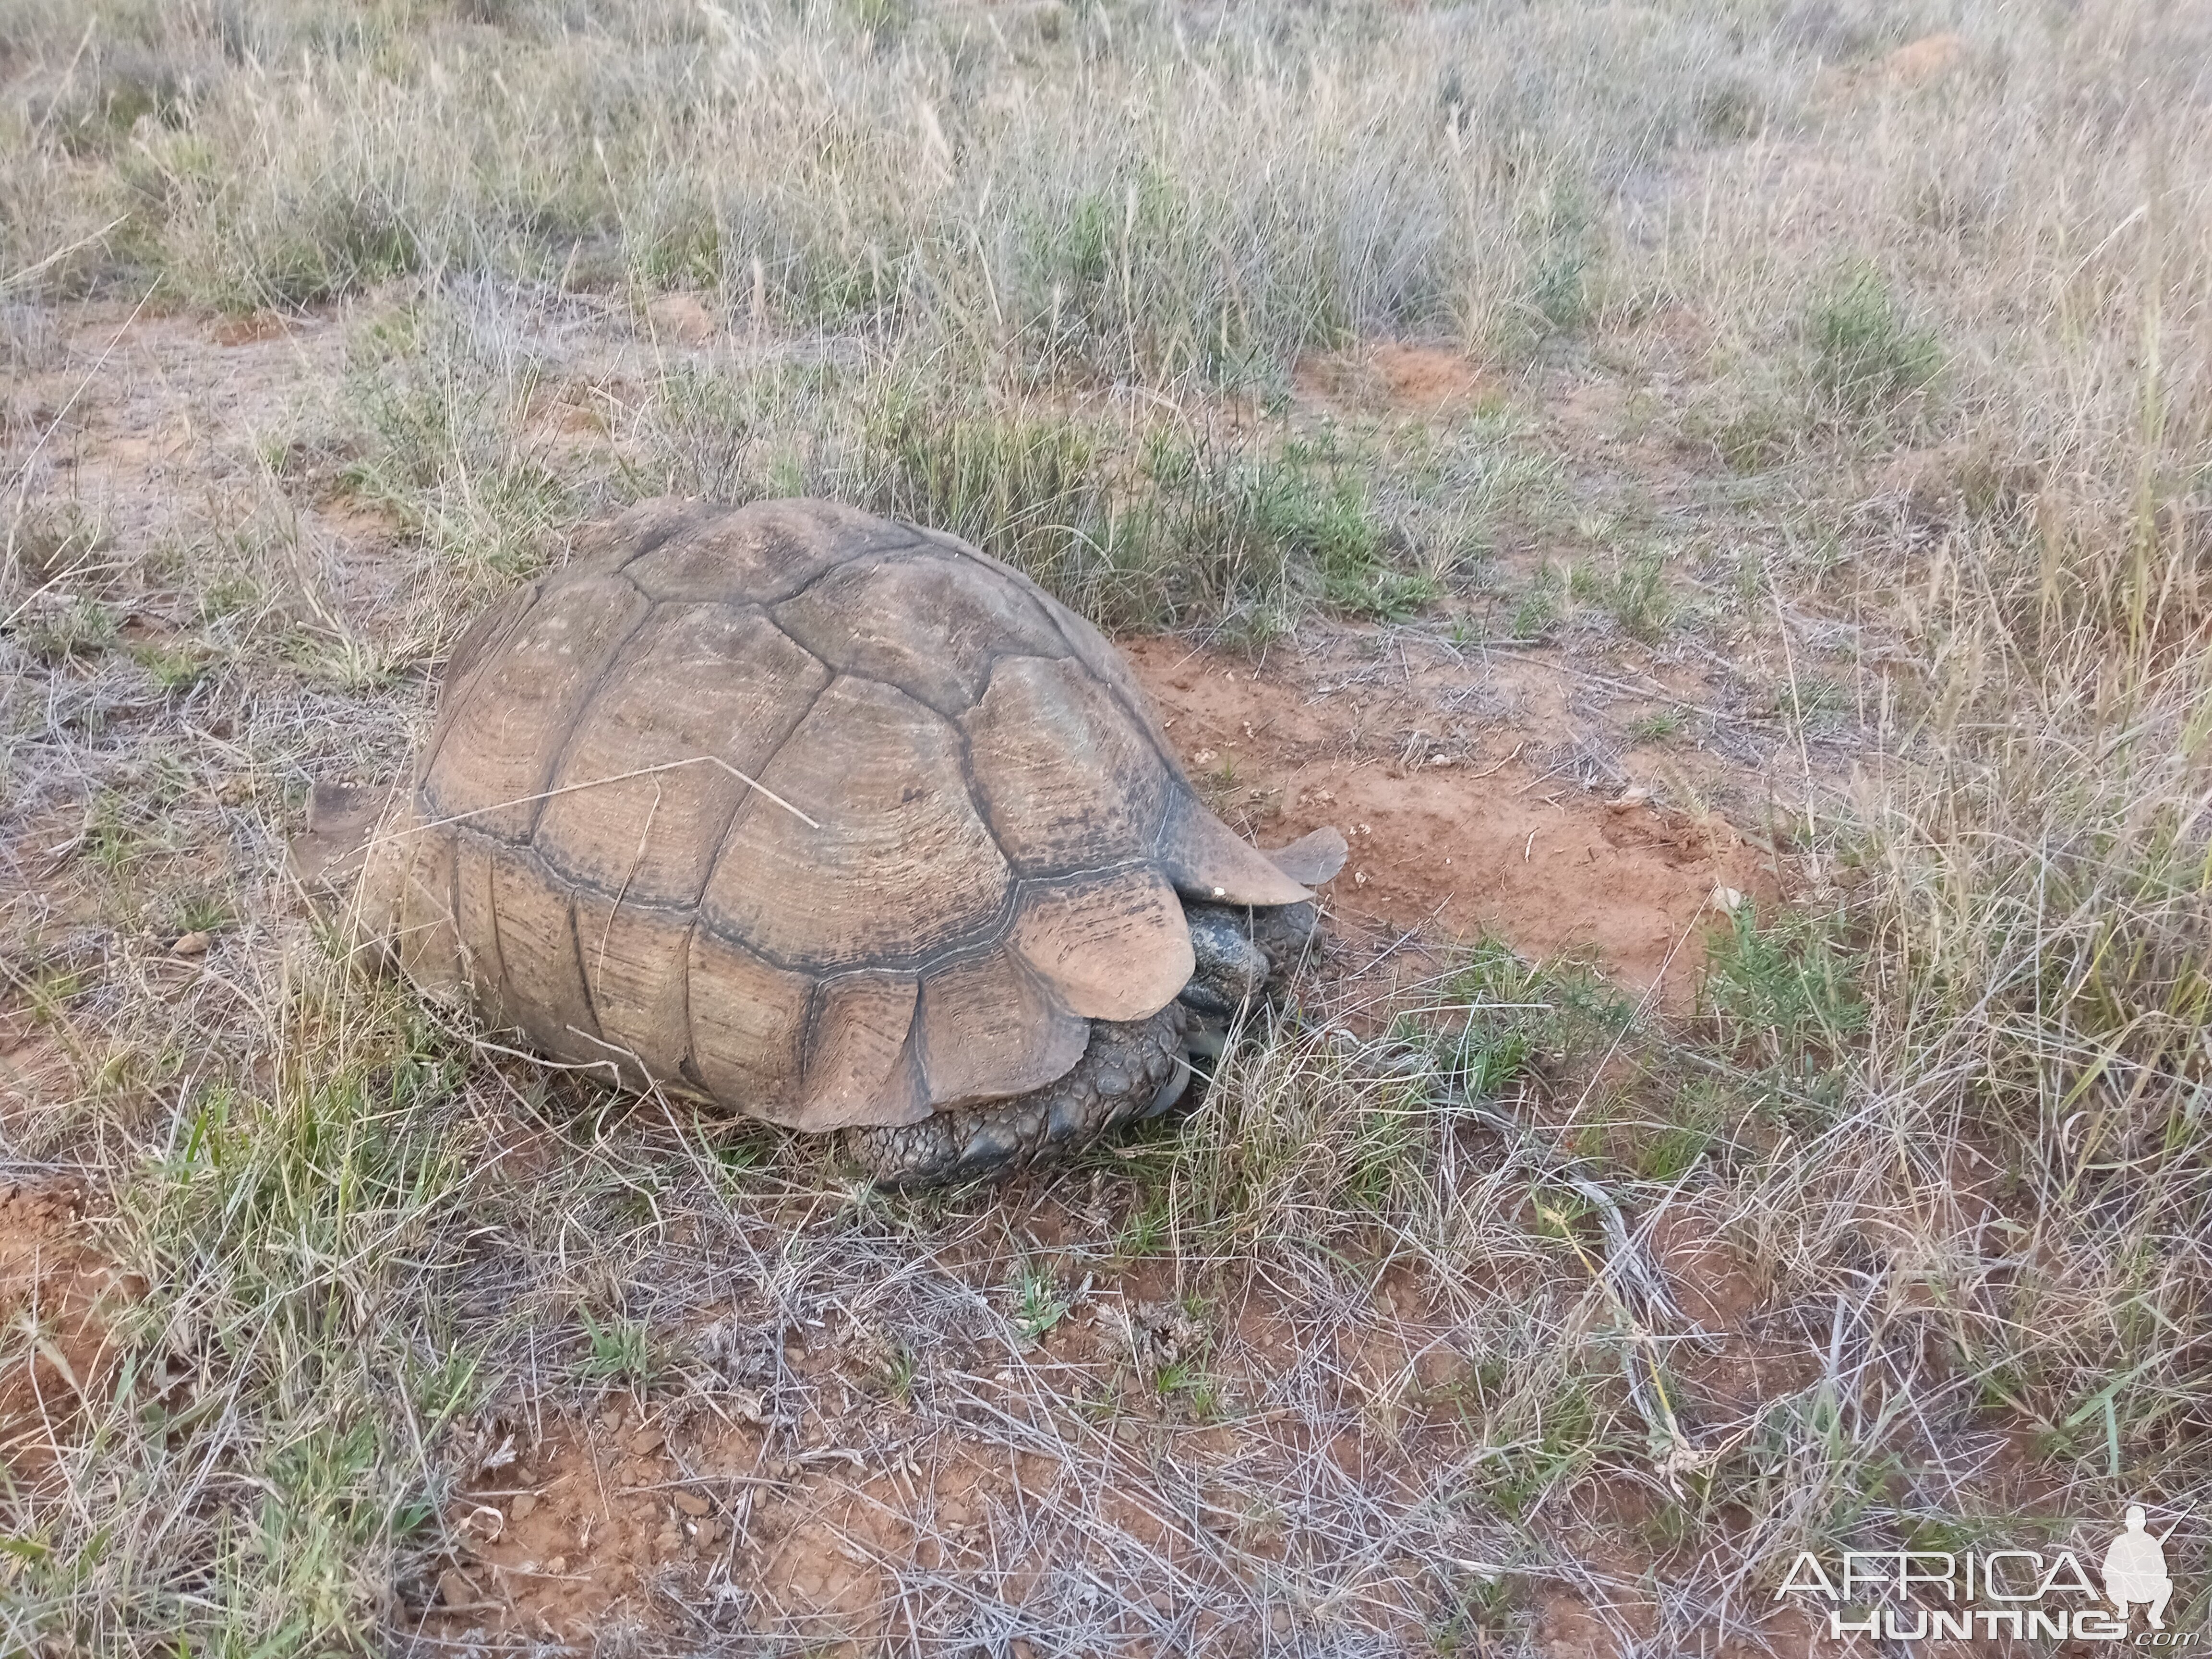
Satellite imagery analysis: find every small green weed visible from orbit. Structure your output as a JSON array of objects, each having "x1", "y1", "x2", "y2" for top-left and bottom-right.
[
  {"x1": 82, "y1": 793, "x2": 148, "y2": 876},
  {"x1": 1508, "y1": 564, "x2": 1564, "y2": 640},
  {"x1": 1114, "y1": 1190, "x2": 1172, "y2": 1259},
  {"x1": 1448, "y1": 937, "x2": 1632, "y2": 1086},
  {"x1": 1152, "y1": 1359, "x2": 1224, "y2": 1420},
  {"x1": 5, "y1": 505, "x2": 107, "y2": 585},
  {"x1": 1599, "y1": 548, "x2": 1675, "y2": 641},
  {"x1": 129, "y1": 640, "x2": 214, "y2": 691},
  {"x1": 1630, "y1": 1085, "x2": 1729, "y2": 1181},
  {"x1": 877, "y1": 1341, "x2": 919, "y2": 1405},
  {"x1": 577, "y1": 1310, "x2": 664, "y2": 1389},
  {"x1": 1009, "y1": 1262, "x2": 1075, "y2": 1346},
  {"x1": 1427, "y1": 1569, "x2": 1518, "y2": 1653},
  {"x1": 174, "y1": 892, "x2": 232, "y2": 935},
  {"x1": 18, "y1": 597, "x2": 118, "y2": 661},
  {"x1": 1702, "y1": 903, "x2": 1867, "y2": 1065},
  {"x1": 1806, "y1": 264, "x2": 1941, "y2": 418}
]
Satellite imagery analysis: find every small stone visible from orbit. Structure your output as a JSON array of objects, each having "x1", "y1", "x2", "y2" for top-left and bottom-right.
[
  {"x1": 438, "y1": 1568, "x2": 477, "y2": 1608},
  {"x1": 673, "y1": 1489, "x2": 711, "y2": 1516},
  {"x1": 509, "y1": 1491, "x2": 537, "y2": 1521},
  {"x1": 1710, "y1": 885, "x2": 1746, "y2": 914},
  {"x1": 1607, "y1": 786, "x2": 1652, "y2": 811},
  {"x1": 544, "y1": 1555, "x2": 566, "y2": 1574},
  {"x1": 462, "y1": 1503, "x2": 504, "y2": 1540},
  {"x1": 627, "y1": 1427, "x2": 664, "y2": 1456},
  {"x1": 170, "y1": 931, "x2": 210, "y2": 957}
]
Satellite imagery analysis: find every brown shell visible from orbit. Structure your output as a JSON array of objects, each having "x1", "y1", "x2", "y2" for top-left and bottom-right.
[{"x1": 365, "y1": 497, "x2": 1311, "y2": 1131}]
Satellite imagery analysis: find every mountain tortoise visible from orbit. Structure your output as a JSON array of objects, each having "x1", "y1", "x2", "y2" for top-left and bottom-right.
[{"x1": 296, "y1": 497, "x2": 1344, "y2": 1185}]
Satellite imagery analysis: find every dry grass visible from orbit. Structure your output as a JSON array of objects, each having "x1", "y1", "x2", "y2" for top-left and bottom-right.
[{"x1": 4, "y1": 0, "x2": 2212, "y2": 1652}]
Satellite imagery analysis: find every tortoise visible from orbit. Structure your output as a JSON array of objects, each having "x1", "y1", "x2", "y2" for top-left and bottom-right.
[{"x1": 296, "y1": 497, "x2": 1344, "y2": 1185}]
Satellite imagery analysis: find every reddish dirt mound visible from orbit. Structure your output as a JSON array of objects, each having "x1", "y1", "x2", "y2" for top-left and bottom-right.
[
  {"x1": 1878, "y1": 31, "x2": 1965, "y2": 84},
  {"x1": 1121, "y1": 633, "x2": 1774, "y2": 1006},
  {"x1": 1293, "y1": 339, "x2": 1494, "y2": 414},
  {"x1": 0, "y1": 1180, "x2": 135, "y2": 1467}
]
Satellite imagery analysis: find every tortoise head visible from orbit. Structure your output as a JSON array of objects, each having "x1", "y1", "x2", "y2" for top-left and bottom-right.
[{"x1": 1175, "y1": 824, "x2": 1343, "y2": 1028}]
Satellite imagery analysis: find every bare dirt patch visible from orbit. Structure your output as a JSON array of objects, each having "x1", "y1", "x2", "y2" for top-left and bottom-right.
[
  {"x1": 0, "y1": 1180, "x2": 135, "y2": 1469},
  {"x1": 1122, "y1": 633, "x2": 1775, "y2": 1002},
  {"x1": 1878, "y1": 31, "x2": 1967, "y2": 85},
  {"x1": 1294, "y1": 338, "x2": 1497, "y2": 416},
  {"x1": 413, "y1": 1266, "x2": 1508, "y2": 1650}
]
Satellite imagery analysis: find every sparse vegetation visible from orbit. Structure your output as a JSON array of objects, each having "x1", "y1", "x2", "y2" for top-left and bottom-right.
[{"x1": 5, "y1": 0, "x2": 2212, "y2": 1652}]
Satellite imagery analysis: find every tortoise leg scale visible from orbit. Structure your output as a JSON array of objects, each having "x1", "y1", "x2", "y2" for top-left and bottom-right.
[
  {"x1": 845, "y1": 1005, "x2": 1190, "y2": 1187},
  {"x1": 843, "y1": 902, "x2": 1320, "y2": 1187}
]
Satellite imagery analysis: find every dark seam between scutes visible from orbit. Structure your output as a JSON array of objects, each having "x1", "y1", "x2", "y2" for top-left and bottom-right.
[
  {"x1": 625, "y1": 510, "x2": 884, "y2": 609},
  {"x1": 602, "y1": 504, "x2": 705, "y2": 571},
  {"x1": 517, "y1": 591, "x2": 664, "y2": 843},
  {"x1": 696, "y1": 854, "x2": 1023, "y2": 978},
  {"x1": 443, "y1": 817, "x2": 467, "y2": 988},
  {"x1": 752, "y1": 608, "x2": 836, "y2": 672},
  {"x1": 960, "y1": 652, "x2": 1175, "y2": 882},
  {"x1": 965, "y1": 946, "x2": 1093, "y2": 1106},
  {"x1": 1024, "y1": 587, "x2": 1191, "y2": 779},
  {"x1": 794, "y1": 969, "x2": 878, "y2": 1088},
  {"x1": 675, "y1": 913, "x2": 704, "y2": 1092},
  {"x1": 467, "y1": 830, "x2": 514, "y2": 1022},
  {"x1": 1152, "y1": 784, "x2": 1226, "y2": 881},
  {"x1": 766, "y1": 561, "x2": 1054, "y2": 721},
  {"x1": 523, "y1": 608, "x2": 835, "y2": 907},
  {"x1": 791, "y1": 659, "x2": 974, "y2": 723},
  {"x1": 416, "y1": 583, "x2": 542, "y2": 787},
  {"x1": 508, "y1": 822, "x2": 1166, "y2": 983},
  {"x1": 686, "y1": 669, "x2": 834, "y2": 915},
  {"x1": 691, "y1": 672, "x2": 1014, "y2": 972},
  {"x1": 565, "y1": 883, "x2": 607, "y2": 1046}
]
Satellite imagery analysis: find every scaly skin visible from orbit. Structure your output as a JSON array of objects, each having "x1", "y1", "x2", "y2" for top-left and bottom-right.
[
  {"x1": 846, "y1": 1005, "x2": 1190, "y2": 1187},
  {"x1": 843, "y1": 900, "x2": 1323, "y2": 1187}
]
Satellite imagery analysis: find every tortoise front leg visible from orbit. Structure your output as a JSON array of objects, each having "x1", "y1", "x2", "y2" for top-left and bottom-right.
[{"x1": 845, "y1": 1004, "x2": 1189, "y2": 1187}]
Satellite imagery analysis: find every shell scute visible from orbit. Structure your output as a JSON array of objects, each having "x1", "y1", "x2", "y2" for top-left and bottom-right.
[
  {"x1": 697, "y1": 675, "x2": 1012, "y2": 970},
  {"x1": 534, "y1": 603, "x2": 829, "y2": 905},
  {"x1": 687, "y1": 929, "x2": 816, "y2": 1122},
  {"x1": 963, "y1": 654, "x2": 1171, "y2": 876},
  {"x1": 421, "y1": 574, "x2": 652, "y2": 842},
  {"x1": 626, "y1": 498, "x2": 891, "y2": 605},
  {"x1": 771, "y1": 551, "x2": 1069, "y2": 715}
]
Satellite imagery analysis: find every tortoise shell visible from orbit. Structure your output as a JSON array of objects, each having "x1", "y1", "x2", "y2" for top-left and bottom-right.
[{"x1": 357, "y1": 497, "x2": 1315, "y2": 1132}]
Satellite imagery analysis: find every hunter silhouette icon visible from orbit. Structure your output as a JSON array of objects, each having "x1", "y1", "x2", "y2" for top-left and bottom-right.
[{"x1": 2103, "y1": 1506, "x2": 2176, "y2": 1629}]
